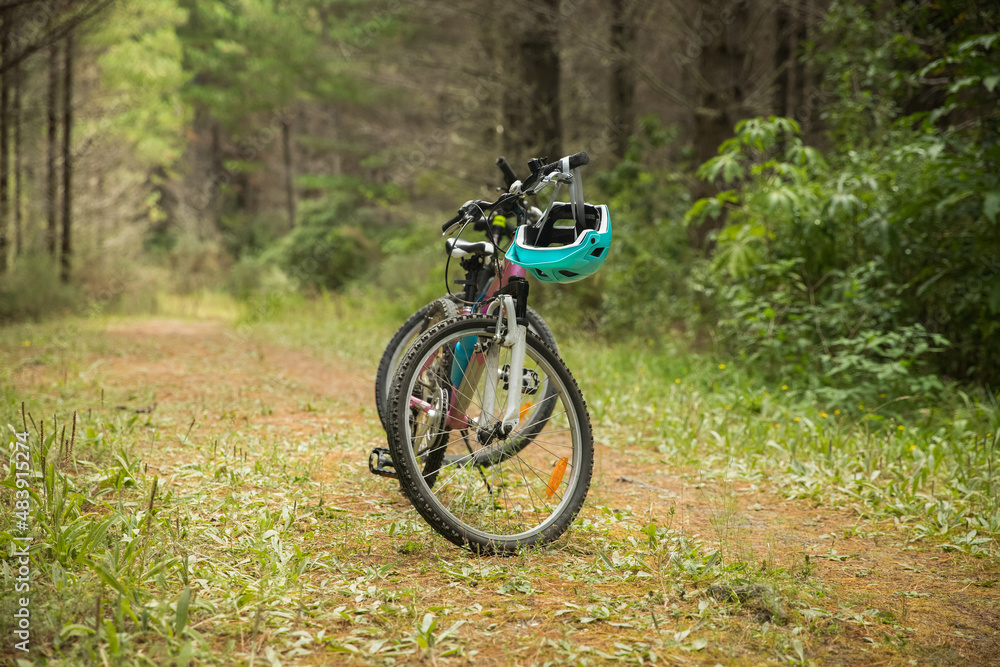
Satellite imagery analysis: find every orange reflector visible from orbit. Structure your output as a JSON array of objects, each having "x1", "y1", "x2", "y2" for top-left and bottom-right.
[
  {"x1": 519, "y1": 401, "x2": 534, "y2": 421},
  {"x1": 546, "y1": 457, "x2": 569, "y2": 498}
]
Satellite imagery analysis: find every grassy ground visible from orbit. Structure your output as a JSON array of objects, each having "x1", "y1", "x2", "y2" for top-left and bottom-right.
[{"x1": 1, "y1": 294, "x2": 998, "y2": 665}]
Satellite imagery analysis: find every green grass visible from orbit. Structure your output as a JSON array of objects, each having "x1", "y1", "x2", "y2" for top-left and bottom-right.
[
  {"x1": 243, "y1": 294, "x2": 1000, "y2": 558},
  {"x1": 1, "y1": 294, "x2": 998, "y2": 665},
  {"x1": 562, "y1": 337, "x2": 1000, "y2": 557}
]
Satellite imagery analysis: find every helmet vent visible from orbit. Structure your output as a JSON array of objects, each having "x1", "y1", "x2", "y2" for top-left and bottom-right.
[
  {"x1": 590, "y1": 247, "x2": 606, "y2": 258},
  {"x1": 558, "y1": 270, "x2": 579, "y2": 278}
]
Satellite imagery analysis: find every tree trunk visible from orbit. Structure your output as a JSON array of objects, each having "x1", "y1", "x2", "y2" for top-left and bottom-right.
[
  {"x1": 791, "y1": 1, "x2": 807, "y2": 122},
  {"x1": 0, "y1": 12, "x2": 10, "y2": 273},
  {"x1": 282, "y1": 112, "x2": 295, "y2": 228},
  {"x1": 47, "y1": 41, "x2": 58, "y2": 259},
  {"x1": 329, "y1": 107, "x2": 342, "y2": 177},
  {"x1": 208, "y1": 117, "x2": 225, "y2": 231},
  {"x1": 609, "y1": 0, "x2": 637, "y2": 160},
  {"x1": 800, "y1": 0, "x2": 820, "y2": 140},
  {"x1": 13, "y1": 58, "x2": 22, "y2": 256},
  {"x1": 501, "y1": 0, "x2": 562, "y2": 164},
  {"x1": 772, "y1": 1, "x2": 792, "y2": 117},
  {"x1": 690, "y1": 0, "x2": 751, "y2": 250},
  {"x1": 60, "y1": 31, "x2": 72, "y2": 283}
]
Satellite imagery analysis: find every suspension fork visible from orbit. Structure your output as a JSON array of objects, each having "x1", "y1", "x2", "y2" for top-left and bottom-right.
[
  {"x1": 446, "y1": 277, "x2": 531, "y2": 441},
  {"x1": 478, "y1": 294, "x2": 527, "y2": 442}
]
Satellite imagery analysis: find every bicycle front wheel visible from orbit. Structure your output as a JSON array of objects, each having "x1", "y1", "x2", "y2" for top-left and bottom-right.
[{"x1": 387, "y1": 314, "x2": 593, "y2": 554}]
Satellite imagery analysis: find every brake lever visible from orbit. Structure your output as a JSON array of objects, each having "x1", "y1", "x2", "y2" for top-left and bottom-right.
[{"x1": 441, "y1": 200, "x2": 481, "y2": 236}]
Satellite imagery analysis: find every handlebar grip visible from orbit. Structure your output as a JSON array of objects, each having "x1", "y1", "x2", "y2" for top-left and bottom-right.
[
  {"x1": 538, "y1": 151, "x2": 590, "y2": 177},
  {"x1": 567, "y1": 151, "x2": 589, "y2": 169},
  {"x1": 496, "y1": 156, "x2": 518, "y2": 189},
  {"x1": 442, "y1": 212, "x2": 462, "y2": 234}
]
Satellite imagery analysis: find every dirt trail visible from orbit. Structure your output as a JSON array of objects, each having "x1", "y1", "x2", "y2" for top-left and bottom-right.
[{"x1": 13, "y1": 318, "x2": 1000, "y2": 665}]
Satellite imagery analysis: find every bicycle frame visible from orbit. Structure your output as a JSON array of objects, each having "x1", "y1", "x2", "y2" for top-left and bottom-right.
[
  {"x1": 405, "y1": 252, "x2": 528, "y2": 432},
  {"x1": 404, "y1": 149, "x2": 590, "y2": 444},
  {"x1": 445, "y1": 259, "x2": 526, "y2": 432}
]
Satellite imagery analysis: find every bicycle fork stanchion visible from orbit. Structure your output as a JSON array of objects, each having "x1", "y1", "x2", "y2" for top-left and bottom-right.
[{"x1": 478, "y1": 295, "x2": 527, "y2": 444}]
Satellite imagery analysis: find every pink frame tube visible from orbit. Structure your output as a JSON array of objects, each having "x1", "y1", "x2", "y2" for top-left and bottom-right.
[
  {"x1": 444, "y1": 258, "x2": 527, "y2": 429},
  {"x1": 478, "y1": 260, "x2": 527, "y2": 313}
]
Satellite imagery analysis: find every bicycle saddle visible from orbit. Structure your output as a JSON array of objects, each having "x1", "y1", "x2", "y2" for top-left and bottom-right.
[{"x1": 446, "y1": 238, "x2": 495, "y2": 258}]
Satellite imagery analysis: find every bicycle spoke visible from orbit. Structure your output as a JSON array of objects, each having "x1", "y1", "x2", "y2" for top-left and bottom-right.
[{"x1": 511, "y1": 454, "x2": 549, "y2": 524}]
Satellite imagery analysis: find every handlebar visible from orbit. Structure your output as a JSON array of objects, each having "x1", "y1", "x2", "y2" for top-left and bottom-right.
[
  {"x1": 441, "y1": 151, "x2": 590, "y2": 235},
  {"x1": 521, "y1": 151, "x2": 589, "y2": 191},
  {"x1": 441, "y1": 199, "x2": 495, "y2": 234}
]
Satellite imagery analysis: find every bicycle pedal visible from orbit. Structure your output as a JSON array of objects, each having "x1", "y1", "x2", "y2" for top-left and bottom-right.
[{"x1": 368, "y1": 447, "x2": 398, "y2": 480}]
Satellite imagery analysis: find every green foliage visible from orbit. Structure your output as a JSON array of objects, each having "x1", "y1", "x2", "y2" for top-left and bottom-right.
[
  {"x1": 219, "y1": 211, "x2": 286, "y2": 260},
  {"x1": 586, "y1": 117, "x2": 695, "y2": 337},
  {"x1": 690, "y1": 257, "x2": 949, "y2": 405},
  {"x1": 690, "y1": 73, "x2": 998, "y2": 390},
  {"x1": 164, "y1": 236, "x2": 229, "y2": 294},
  {"x1": 681, "y1": 2, "x2": 1000, "y2": 389},
  {"x1": 264, "y1": 180, "x2": 394, "y2": 291},
  {"x1": 0, "y1": 256, "x2": 81, "y2": 323},
  {"x1": 91, "y1": 0, "x2": 191, "y2": 167},
  {"x1": 179, "y1": 0, "x2": 320, "y2": 128},
  {"x1": 816, "y1": 1, "x2": 999, "y2": 149},
  {"x1": 809, "y1": 2, "x2": 1000, "y2": 383},
  {"x1": 226, "y1": 255, "x2": 294, "y2": 300},
  {"x1": 177, "y1": 0, "x2": 386, "y2": 133},
  {"x1": 0, "y1": 415, "x2": 186, "y2": 662},
  {"x1": 686, "y1": 116, "x2": 951, "y2": 402},
  {"x1": 269, "y1": 221, "x2": 377, "y2": 292}
]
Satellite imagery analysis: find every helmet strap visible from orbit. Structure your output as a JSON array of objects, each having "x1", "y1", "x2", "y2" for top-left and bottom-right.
[{"x1": 569, "y1": 165, "x2": 586, "y2": 234}]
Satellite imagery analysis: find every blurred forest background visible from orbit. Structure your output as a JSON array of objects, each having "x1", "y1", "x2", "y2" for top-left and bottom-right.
[{"x1": 0, "y1": 0, "x2": 998, "y2": 402}]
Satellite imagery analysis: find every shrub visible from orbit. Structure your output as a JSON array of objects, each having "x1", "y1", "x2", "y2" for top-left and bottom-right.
[
  {"x1": 686, "y1": 104, "x2": 997, "y2": 396},
  {"x1": 0, "y1": 255, "x2": 81, "y2": 323}
]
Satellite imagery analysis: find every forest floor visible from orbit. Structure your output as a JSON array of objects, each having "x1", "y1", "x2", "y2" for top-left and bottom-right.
[{"x1": 5, "y1": 315, "x2": 1000, "y2": 666}]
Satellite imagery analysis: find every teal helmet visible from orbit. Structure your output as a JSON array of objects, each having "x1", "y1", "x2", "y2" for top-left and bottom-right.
[{"x1": 506, "y1": 202, "x2": 611, "y2": 283}]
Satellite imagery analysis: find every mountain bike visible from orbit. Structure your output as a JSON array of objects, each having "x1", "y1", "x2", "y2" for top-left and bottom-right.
[
  {"x1": 372, "y1": 158, "x2": 559, "y2": 436},
  {"x1": 375, "y1": 151, "x2": 611, "y2": 554}
]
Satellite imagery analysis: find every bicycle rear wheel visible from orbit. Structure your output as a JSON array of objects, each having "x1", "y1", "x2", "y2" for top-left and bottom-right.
[
  {"x1": 375, "y1": 298, "x2": 459, "y2": 432},
  {"x1": 387, "y1": 314, "x2": 593, "y2": 554}
]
